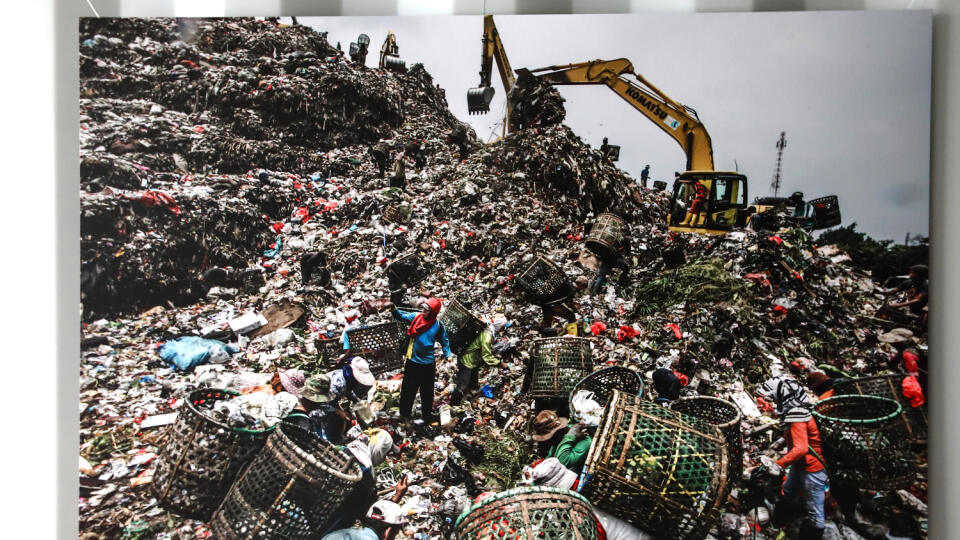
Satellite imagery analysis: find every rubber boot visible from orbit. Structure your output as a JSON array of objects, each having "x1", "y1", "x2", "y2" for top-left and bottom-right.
[{"x1": 798, "y1": 522, "x2": 824, "y2": 540}]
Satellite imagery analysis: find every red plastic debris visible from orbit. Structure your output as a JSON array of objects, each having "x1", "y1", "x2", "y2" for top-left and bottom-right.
[
  {"x1": 756, "y1": 397, "x2": 774, "y2": 412},
  {"x1": 138, "y1": 190, "x2": 181, "y2": 215},
  {"x1": 589, "y1": 321, "x2": 607, "y2": 336},
  {"x1": 902, "y1": 376, "x2": 925, "y2": 407},
  {"x1": 616, "y1": 325, "x2": 641, "y2": 342},
  {"x1": 743, "y1": 273, "x2": 772, "y2": 289},
  {"x1": 664, "y1": 323, "x2": 682, "y2": 340}
]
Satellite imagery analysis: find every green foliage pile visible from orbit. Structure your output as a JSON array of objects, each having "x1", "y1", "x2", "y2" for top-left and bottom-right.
[
  {"x1": 633, "y1": 259, "x2": 750, "y2": 316},
  {"x1": 475, "y1": 427, "x2": 533, "y2": 490}
]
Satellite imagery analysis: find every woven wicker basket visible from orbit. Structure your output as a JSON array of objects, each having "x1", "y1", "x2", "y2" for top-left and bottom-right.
[
  {"x1": 151, "y1": 389, "x2": 275, "y2": 520},
  {"x1": 383, "y1": 204, "x2": 412, "y2": 224},
  {"x1": 812, "y1": 395, "x2": 916, "y2": 490},
  {"x1": 833, "y1": 374, "x2": 927, "y2": 443},
  {"x1": 210, "y1": 423, "x2": 363, "y2": 540},
  {"x1": 585, "y1": 213, "x2": 626, "y2": 259},
  {"x1": 580, "y1": 391, "x2": 729, "y2": 540},
  {"x1": 528, "y1": 337, "x2": 594, "y2": 399},
  {"x1": 568, "y1": 367, "x2": 644, "y2": 424},
  {"x1": 345, "y1": 321, "x2": 406, "y2": 375},
  {"x1": 386, "y1": 253, "x2": 431, "y2": 289},
  {"x1": 439, "y1": 298, "x2": 486, "y2": 355},
  {"x1": 670, "y1": 396, "x2": 743, "y2": 483},
  {"x1": 515, "y1": 255, "x2": 566, "y2": 298},
  {"x1": 453, "y1": 486, "x2": 603, "y2": 540}
]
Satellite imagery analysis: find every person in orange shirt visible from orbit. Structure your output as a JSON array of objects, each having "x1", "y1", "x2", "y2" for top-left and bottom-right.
[
  {"x1": 679, "y1": 178, "x2": 708, "y2": 227},
  {"x1": 758, "y1": 377, "x2": 828, "y2": 540}
]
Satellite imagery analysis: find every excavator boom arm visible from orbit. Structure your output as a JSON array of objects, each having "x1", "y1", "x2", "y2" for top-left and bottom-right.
[
  {"x1": 527, "y1": 59, "x2": 714, "y2": 171},
  {"x1": 483, "y1": 15, "x2": 515, "y2": 93},
  {"x1": 469, "y1": 15, "x2": 515, "y2": 115}
]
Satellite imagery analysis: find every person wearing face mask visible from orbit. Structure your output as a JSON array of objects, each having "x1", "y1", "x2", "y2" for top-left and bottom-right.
[
  {"x1": 383, "y1": 298, "x2": 452, "y2": 424},
  {"x1": 756, "y1": 376, "x2": 828, "y2": 540}
]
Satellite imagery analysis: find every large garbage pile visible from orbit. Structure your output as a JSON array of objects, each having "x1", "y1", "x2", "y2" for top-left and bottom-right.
[{"x1": 78, "y1": 18, "x2": 927, "y2": 540}]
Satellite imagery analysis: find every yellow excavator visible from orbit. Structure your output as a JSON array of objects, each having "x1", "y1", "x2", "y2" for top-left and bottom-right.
[
  {"x1": 466, "y1": 15, "x2": 841, "y2": 234},
  {"x1": 522, "y1": 59, "x2": 751, "y2": 234},
  {"x1": 379, "y1": 31, "x2": 406, "y2": 72}
]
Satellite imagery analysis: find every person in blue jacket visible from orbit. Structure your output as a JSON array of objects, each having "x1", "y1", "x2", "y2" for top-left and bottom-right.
[{"x1": 386, "y1": 298, "x2": 452, "y2": 423}]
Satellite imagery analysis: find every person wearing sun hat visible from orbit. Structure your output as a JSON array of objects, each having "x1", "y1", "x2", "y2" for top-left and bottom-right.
[
  {"x1": 321, "y1": 475, "x2": 410, "y2": 540},
  {"x1": 278, "y1": 368, "x2": 307, "y2": 396},
  {"x1": 531, "y1": 409, "x2": 592, "y2": 473},
  {"x1": 297, "y1": 373, "x2": 352, "y2": 443},
  {"x1": 329, "y1": 356, "x2": 378, "y2": 403},
  {"x1": 532, "y1": 410, "x2": 569, "y2": 450}
]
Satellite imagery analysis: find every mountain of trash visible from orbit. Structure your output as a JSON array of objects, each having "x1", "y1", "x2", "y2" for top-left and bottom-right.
[{"x1": 78, "y1": 17, "x2": 927, "y2": 540}]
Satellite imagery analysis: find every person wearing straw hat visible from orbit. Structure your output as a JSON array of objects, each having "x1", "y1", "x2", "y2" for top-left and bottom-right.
[
  {"x1": 531, "y1": 410, "x2": 593, "y2": 473},
  {"x1": 756, "y1": 376, "x2": 828, "y2": 540},
  {"x1": 532, "y1": 409, "x2": 569, "y2": 456},
  {"x1": 298, "y1": 373, "x2": 352, "y2": 444},
  {"x1": 241, "y1": 367, "x2": 306, "y2": 396}
]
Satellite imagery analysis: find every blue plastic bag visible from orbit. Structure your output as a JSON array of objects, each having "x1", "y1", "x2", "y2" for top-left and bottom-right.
[
  {"x1": 263, "y1": 236, "x2": 283, "y2": 258},
  {"x1": 158, "y1": 336, "x2": 239, "y2": 371}
]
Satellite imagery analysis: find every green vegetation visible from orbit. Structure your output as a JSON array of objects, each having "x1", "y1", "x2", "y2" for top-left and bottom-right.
[{"x1": 817, "y1": 223, "x2": 928, "y2": 282}]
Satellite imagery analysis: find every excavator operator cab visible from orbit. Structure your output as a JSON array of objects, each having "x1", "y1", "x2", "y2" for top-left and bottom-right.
[{"x1": 668, "y1": 171, "x2": 748, "y2": 234}]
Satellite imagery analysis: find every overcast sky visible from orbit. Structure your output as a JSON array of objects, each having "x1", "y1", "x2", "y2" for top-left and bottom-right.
[{"x1": 304, "y1": 11, "x2": 930, "y2": 242}]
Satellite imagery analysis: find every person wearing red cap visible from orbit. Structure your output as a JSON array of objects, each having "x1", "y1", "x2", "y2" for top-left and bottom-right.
[{"x1": 387, "y1": 298, "x2": 452, "y2": 423}]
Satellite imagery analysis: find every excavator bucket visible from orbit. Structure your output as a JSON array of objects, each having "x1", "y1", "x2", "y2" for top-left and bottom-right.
[
  {"x1": 467, "y1": 86, "x2": 495, "y2": 114},
  {"x1": 809, "y1": 195, "x2": 842, "y2": 229},
  {"x1": 383, "y1": 55, "x2": 406, "y2": 73}
]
